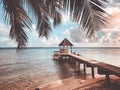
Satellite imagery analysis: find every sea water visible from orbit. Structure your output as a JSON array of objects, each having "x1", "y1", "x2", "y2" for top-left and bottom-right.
[{"x1": 0, "y1": 48, "x2": 120, "y2": 87}]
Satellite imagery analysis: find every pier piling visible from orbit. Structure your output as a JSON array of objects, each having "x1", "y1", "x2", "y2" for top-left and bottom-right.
[
  {"x1": 83, "y1": 63, "x2": 86, "y2": 75},
  {"x1": 106, "y1": 73, "x2": 110, "y2": 83},
  {"x1": 91, "y1": 67, "x2": 95, "y2": 79}
]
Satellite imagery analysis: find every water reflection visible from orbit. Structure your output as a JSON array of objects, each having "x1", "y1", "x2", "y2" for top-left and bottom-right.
[{"x1": 53, "y1": 58, "x2": 83, "y2": 79}]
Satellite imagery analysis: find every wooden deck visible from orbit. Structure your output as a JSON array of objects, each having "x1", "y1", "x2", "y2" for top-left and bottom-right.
[{"x1": 55, "y1": 53, "x2": 120, "y2": 83}]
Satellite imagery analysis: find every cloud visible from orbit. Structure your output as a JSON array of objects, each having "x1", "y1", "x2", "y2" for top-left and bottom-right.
[
  {"x1": 39, "y1": 35, "x2": 60, "y2": 47},
  {"x1": 96, "y1": 29, "x2": 120, "y2": 43},
  {"x1": 27, "y1": 28, "x2": 61, "y2": 47},
  {"x1": 68, "y1": 27, "x2": 100, "y2": 43},
  {"x1": 106, "y1": 9, "x2": 120, "y2": 28},
  {"x1": 69, "y1": 27, "x2": 89, "y2": 42},
  {"x1": 61, "y1": 13, "x2": 70, "y2": 24},
  {"x1": 105, "y1": 6, "x2": 120, "y2": 14},
  {"x1": 29, "y1": 36, "x2": 60, "y2": 47},
  {"x1": 62, "y1": 29, "x2": 70, "y2": 35},
  {"x1": 98, "y1": 5, "x2": 120, "y2": 44},
  {"x1": 111, "y1": 31, "x2": 120, "y2": 43},
  {"x1": 0, "y1": 35, "x2": 16, "y2": 47},
  {"x1": 105, "y1": 1, "x2": 120, "y2": 28},
  {"x1": 0, "y1": 23, "x2": 10, "y2": 35},
  {"x1": 113, "y1": 0, "x2": 120, "y2": 3},
  {"x1": 0, "y1": 23, "x2": 17, "y2": 47},
  {"x1": 62, "y1": 26, "x2": 76, "y2": 35}
]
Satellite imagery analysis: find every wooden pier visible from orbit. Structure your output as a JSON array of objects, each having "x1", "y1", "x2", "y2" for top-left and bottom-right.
[
  {"x1": 56, "y1": 53, "x2": 120, "y2": 83},
  {"x1": 53, "y1": 38, "x2": 120, "y2": 83}
]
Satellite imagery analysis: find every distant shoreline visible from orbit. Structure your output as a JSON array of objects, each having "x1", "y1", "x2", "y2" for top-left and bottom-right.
[{"x1": 0, "y1": 47, "x2": 120, "y2": 49}]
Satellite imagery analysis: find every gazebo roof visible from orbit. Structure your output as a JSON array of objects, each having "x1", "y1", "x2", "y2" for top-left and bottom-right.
[{"x1": 59, "y1": 38, "x2": 73, "y2": 46}]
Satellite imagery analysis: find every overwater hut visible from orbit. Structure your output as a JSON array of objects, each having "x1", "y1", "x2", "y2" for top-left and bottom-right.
[
  {"x1": 53, "y1": 38, "x2": 73, "y2": 59},
  {"x1": 59, "y1": 38, "x2": 73, "y2": 53}
]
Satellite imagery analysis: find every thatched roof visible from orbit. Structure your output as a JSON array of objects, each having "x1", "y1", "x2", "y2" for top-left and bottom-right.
[{"x1": 59, "y1": 38, "x2": 73, "y2": 46}]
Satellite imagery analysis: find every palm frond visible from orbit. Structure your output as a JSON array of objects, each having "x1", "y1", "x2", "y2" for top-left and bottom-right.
[
  {"x1": 27, "y1": 0, "x2": 61, "y2": 38},
  {"x1": 27, "y1": 0, "x2": 50, "y2": 38},
  {"x1": 63, "y1": 0, "x2": 108, "y2": 37},
  {"x1": 37, "y1": 14, "x2": 51, "y2": 38},
  {"x1": 46, "y1": 0, "x2": 62, "y2": 26},
  {"x1": 3, "y1": 0, "x2": 31, "y2": 50}
]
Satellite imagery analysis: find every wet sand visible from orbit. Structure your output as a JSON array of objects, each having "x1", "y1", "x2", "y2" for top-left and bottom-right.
[
  {"x1": 39, "y1": 75, "x2": 120, "y2": 90},
  {"x1": 0, "y1": 75, "x2": 120, "y2": 90}
]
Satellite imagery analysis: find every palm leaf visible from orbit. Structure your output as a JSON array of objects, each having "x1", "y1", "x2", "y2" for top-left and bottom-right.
[
  {"x1": 63, "y1": 0, "x2": 108, "y2": 37},
  {"x1": 46, "y1": 0, "x2": 62, "y2": 26},
  {"x1": 27, "y1": 0, "x2": 61, "y2": 37},
  {"x1": 37, "y1": 14, "x2": 51, "y2": 38},
  {"x1": 2, "y1": 0, "x2": 31, "y2": 50}
]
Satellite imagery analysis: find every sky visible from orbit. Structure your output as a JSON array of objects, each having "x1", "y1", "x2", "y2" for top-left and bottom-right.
[{"x1": 0, "y1": 0, "x2": 120, "y2": 47}]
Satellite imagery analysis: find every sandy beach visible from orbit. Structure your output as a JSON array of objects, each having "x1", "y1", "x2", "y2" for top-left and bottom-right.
[
  {"x1": 0, "y1": 75, "x2": 120, "y2": 90},
  {"x1": 39, "y1": 75, "x2": 120, "y2": 90}
]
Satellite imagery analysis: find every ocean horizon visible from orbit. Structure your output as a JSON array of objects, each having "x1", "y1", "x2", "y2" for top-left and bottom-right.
[{"x1": 1, "y1": 46, "x2": 120, "y2": 49}]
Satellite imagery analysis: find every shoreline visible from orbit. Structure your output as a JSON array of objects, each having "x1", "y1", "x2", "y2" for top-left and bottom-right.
[
  {"x1": 39, "y1": 75, "x2": 120, "y2": 90},
  {"x1": 1, "y1": 74, "x2": 120, "y2": 90}
]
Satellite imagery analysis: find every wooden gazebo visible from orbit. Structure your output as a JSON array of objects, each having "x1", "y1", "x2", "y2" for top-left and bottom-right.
[{"x1": 59, "y1": 38, "x2": 73, "y2": 53}]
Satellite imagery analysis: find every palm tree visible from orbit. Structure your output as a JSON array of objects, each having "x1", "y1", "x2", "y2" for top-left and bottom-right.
[{"x1": 1, "y1": 0, "x2": 108, "y2": 50}]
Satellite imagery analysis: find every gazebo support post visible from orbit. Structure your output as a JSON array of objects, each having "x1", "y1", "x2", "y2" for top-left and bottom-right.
[
  {"x1": 60, "y1": 46, "x2": 61, "y2": 53},
  {"x1": 71, "y1": 46, "x2": 72, "y2": 53}
]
